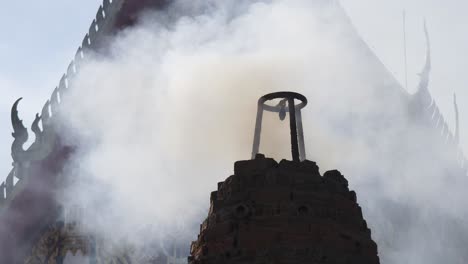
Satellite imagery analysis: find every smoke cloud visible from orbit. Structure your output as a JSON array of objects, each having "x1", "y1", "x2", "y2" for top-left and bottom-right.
[{"x1": 57, "y1": 0, "x2": 468, "y2": 263}]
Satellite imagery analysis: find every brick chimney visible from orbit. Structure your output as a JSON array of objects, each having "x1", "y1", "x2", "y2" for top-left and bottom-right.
[{"x1": 188, "y1": 154, "x2": 380, "y2": 264}]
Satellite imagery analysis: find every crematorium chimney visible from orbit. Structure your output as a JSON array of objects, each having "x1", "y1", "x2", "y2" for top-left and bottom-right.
[{"x1": 188, "y1": 92, "x2": 380, "y2": 264}]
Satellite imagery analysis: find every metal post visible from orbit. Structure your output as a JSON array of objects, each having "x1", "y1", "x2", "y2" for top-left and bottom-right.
[
  {"x1": 296, "y1": 110, "x2": 306, "y2": 161},
  {"x1": 89, "y1": 236, "x2": 98, "y2": 264},
  {"x1": 288, "y1": 98, "x2": 300, "y2": 162},
  {"x1": 251, "y1": 102, "x2": 264, "y2": 159},
  {"x1": 403, "y1": 11, "x2": 408, "y2": 91}
]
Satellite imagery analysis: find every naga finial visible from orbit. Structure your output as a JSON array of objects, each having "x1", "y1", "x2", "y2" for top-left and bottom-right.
[
  {"x1": 412, "y1": 20, "x2": 433, "y2": 108},
  {"x1": 10, "y1": 98, "x2": 50, "y2": 164},
  {"x1": 416, "y1": 20, "x2": 431, "y2": 92},
  {"x1": 11, "y1": 98, "x2": 28, "y2": 156},
  {"x1": 454, "y1": 93, "x2": 460, "y2": 145}
]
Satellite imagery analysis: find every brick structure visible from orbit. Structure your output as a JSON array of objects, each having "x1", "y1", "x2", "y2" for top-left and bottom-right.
[{"x1": 189, "y1": 154, "x2": 380, "y2": 264}]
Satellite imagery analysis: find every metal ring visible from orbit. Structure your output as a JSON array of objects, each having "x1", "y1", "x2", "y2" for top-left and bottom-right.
[{"x1": 258, "y1": 91, "x2": 308, "y2": 113}]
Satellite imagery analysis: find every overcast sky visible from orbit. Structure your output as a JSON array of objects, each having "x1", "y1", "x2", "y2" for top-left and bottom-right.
[{"x1": 0, "y1": 0, "x2": 467, "y2": 181}]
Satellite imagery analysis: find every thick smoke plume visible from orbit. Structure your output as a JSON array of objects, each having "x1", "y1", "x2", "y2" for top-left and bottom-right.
[{"x1": 58, "y1": 0, "x2": 468, "y2": 263}]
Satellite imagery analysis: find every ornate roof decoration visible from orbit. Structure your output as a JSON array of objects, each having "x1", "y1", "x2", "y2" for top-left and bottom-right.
[
  {"x1": 412, "y1": 21, "x2": 432, "y2": 108},
  {"x1": 11, "y1": 98, "x2": 54, "y2": 166},
  {"x1": 454, "y1": 93, "x2": 460, "y2": 145}
]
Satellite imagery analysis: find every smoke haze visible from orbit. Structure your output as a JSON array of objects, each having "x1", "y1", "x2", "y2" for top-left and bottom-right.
[{"x1": 57, "y1": 0, "x2": 468, "y2": 263}]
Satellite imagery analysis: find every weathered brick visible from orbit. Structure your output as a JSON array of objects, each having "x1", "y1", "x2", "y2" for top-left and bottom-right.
[{"x1": 190, "y1": 157, "x2": 380, "y2": 264}]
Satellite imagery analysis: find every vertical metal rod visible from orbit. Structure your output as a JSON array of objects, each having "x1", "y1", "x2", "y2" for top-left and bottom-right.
[
  {"x1": 403, "y1": 10, "x2": 408, "y2": 91},
  {"x1": 89, "y1": 236, "x2": 98, "y2": 264},
  {"x1": 288, "y1": 98, "x2": 300, "y2": 162},
  {"x1": 296, "y1": 109, "x2": 306, "y2": 161},
  {"x1": 251, "y1": 103, "x2": 264, "y2": 159}
]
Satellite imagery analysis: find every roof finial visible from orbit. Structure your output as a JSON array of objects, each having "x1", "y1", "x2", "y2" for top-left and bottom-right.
[
  {"x1": 416, "y1": 20, "x2": 431, "y2": 92},
  {"x1": 412, "y1": 20, "x2": 432, "y2": 108},
  {"x1": 454, "y1": 93, "x2": 460, "y2": 145}
]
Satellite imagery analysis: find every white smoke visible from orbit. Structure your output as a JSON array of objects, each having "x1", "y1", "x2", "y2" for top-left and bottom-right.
[{"x1": 57, "y1": 0, "x2": 468, "y2": 263}]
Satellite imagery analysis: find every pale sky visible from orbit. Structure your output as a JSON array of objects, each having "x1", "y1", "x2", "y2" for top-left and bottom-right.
[{"x1": 0, "y1": 0, "x2": 467, "y2": 181}]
